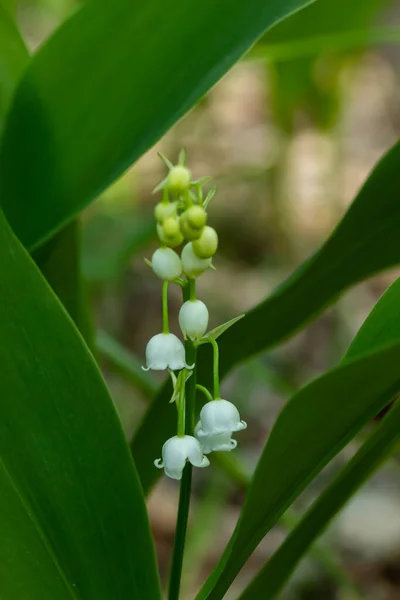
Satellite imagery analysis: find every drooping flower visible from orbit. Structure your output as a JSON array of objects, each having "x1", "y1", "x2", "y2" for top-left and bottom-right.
[
  {"x1": 154, "y1": 435, "x2": 210, "y2": 479},
  {"x1": 142, "y1": 333, "x2": 193, "y2": 371},
  {"x1": 151, "y1": 247, "x2": 182, "y2": 281},
  {"x1": 181, "y1": 242, "x2": 211, "y2": 277},
  {"x1": 179, "y1": 300, "x2": 209, "y2": 340},
  {"x1": 198, "y1": 399, "x2": 247, "y2": 435},
  {"x1": 194, "y1": 422, "x2": 237, "y2": 454}
]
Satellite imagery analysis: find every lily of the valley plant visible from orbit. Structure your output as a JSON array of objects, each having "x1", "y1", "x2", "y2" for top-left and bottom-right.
[{"x1": 143, "y1": 151, "x2": 247, "y2": 481}]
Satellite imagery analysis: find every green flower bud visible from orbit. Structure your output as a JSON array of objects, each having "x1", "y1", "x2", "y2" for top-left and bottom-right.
[
  {"x1": 167, "y1": 166, "x2": 191, "y2": 193},
  {"x1": 186, "y1": 205, "x2": 207, "y2": 230},
  {"x1": 154, "y1": 201, "x2": 177, "y2": 223},
  {"x1": 181, "y1": 243, "x2": 211, "y2": 277},
  {"x1": 192, "y1": 226, "x2": 218, "y2": 259},
  {"x1": 157, "y1": 219, "x2": 184, "y2": 248},
  {"x1": 179, "y1": 213, "x2": 203, "y2": 241}
]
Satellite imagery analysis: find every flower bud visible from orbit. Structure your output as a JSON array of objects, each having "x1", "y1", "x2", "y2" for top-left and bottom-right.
[
  {"x1": 151, "y1": 247, "x2": 182, "y2": 281},
  {"x1": 167, "y1": 166, "x2": 191, "y2": 193},
  {"x1": 157, "y1": 220, "x2": 184, "y2": 248},
  {"x1": 192, "y1": 226, "x2": 218, "y2": 259},
  {"x1": 179, "y1": 213, "x2": 203, "y2": 241},
  {"x1": 181, "y1": 243, "x2": 211, "y2": 278},
  {"x1": 154, "y1": 201, "x2": 177, "y2": 223},
  {"x1": 154, "y1": 435, "x2": 210, "y2": 479},
  {"x1": 143, "y1": 333, "x2": 193, "y2": 371},
  {"x1": 179, "y1": 300, "x2": 209, "y2": 340},
  {"x1": 186, "y1": 205, "x2": 207, "y2": 229}
]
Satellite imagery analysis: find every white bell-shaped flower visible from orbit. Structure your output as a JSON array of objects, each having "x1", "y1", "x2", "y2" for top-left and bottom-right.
[
  {"x1": 195, "y1": 421, "x2": 237, "y2": 454},
  {"x1": 199, "y1": 399, "x2": 247, "y2": 435},
  {"x1": 179, "y1": 300, "x2": 209, "y2": 340},
  {"x1": 181, "y1": 243, "x2": 212, "y2": 278},
  {"x1": 143, "y1": 333, "x2": 193, "y2": 371},
  {"x1": 152, "y1": 247, "x2": 182, "y2": 281},
  {"x1": 154, "y1": 435, "x2": 210, "y2": 479}
]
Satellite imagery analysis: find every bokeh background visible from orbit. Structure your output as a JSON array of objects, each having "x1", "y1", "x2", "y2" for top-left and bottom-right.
[{"x1": 14, "y1": 0, "x2": 400, "y2": 597}]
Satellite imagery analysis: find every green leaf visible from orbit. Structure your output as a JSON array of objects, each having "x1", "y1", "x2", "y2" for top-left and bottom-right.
[
  {"x1": 200, "y1": 314, "x2": 245, "y2": 342},
  {"x1": 131, "y1": 140, "x2": 400, "y2": 494},
  {"x1": 0, "y1": 0, "x2": 315, "y2": 250},
  {"x1": 197, "y1": 277, "x2": 400, "y2": 599},
  {"x1": 0, "y1": 209, "x2": 161, "y2": 599},
  {"x1": 33, "y1": 220, "x2": 94, "y2": 344},
  {"x1": 239, "y1": 398, "x2": 400, "y2": 600},
  {"x1": 0, "y1": 6, "x2": 28, "y2": 138},
  {"x1": 238, "y1": 276, "x2": 400, "y2": 599}
]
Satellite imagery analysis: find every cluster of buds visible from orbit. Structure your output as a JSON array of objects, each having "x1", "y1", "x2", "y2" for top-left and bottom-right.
[{"x1": 143, "y1": 151, "x2": 246, "y2": 480}]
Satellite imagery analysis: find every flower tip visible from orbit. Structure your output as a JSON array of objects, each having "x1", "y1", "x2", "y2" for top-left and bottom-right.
[
  {"x1": 141, "y1": 365, "x2": 151, "y2": 371},
  {"x1": 154, "y1": 458, "x2": 164, "y2": 469}
]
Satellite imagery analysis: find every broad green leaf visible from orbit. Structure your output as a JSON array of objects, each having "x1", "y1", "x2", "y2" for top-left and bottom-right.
[
  {"x1": 0, "y1": 0, "x2": 315, "y2": 250},
  {"x1": 196, "y1": 343, "x2": 400, "y2": 599},
  {"x1": 131, "y1": 140, "x2": 400, "y2": 494},
  {"x1": 0, "y1": 209, "x2": 161, "y2": 599},
  {"x1": 239, "y1": 276, "x2": 400, "y2": 598},
  {"x1": 239, "y1": 396, "x2": 400, "y2": 599},
  {"x1": 0, "y1": 6, "x2": 28, "y2": 138},
  {"x1": 33, "y1": 220, "x2": 94, "y2": 344}
]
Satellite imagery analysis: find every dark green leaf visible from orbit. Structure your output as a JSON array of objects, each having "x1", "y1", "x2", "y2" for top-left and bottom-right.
[
  {"x1": 239, "y1": 396, "x2": 400, "y2": 600},
  {"x1": 0, "y1": 0, "x2": 315, "y2": 250},
  {"x1": 196, "y1": 343, "x2": 400, "y2": 599},
  {"x1": 131, "y1": 140, "x2": 400, "y2": 494},
  {"x1": 0, "y1": 209, "x2": 161, "y2": 599},
  {"x1": 0, "y1": 6, "x2": 28, "y2": 138},
  {"x1": 33, "y1": 220, "x2": 94, "y2": 344},
  {"x1": 238, "y1": 276, "x2": 400, "y2": 599}
]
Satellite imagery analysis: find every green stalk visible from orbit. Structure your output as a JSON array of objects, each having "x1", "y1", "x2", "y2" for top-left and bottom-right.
[
  {"x1": 168, "y1": 283, "x2": 197, "y2": 600},
  {"x1": 209, "y1": 338, "x2": 220, "y2": 398},
  {"x1": 162, "y1": 281, "x2": 169, "y2": 333},
  {"x1": 196, "y1": 384, "x2": 213, "y2": 403}
]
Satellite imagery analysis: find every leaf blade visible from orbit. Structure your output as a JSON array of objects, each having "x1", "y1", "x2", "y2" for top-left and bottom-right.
[
  {"x1": 0, "y1": 209, "x2": 161, "y2": 599},
  {"x1": 0, "y1": 0, "x2": 315, "y2": 250}
]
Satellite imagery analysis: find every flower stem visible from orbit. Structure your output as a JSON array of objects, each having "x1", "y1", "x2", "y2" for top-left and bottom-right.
[
  {"x1": 196, "y1": 384, "x2": 213, "y2": 403},
  {"x1": 209, "y1": 337, "x2": 221, "y2": 399},
  {"x1": 177, "y1": 380, "x2": 186, "y2": 438},
  {"x1": 189, "y1": 277, "x2": 196, "y2": 301},
  {"x1": 168, "y1": 285, "x2": 197, "y2": 600},
  {"x1": 162, "y1": 281, "x2": 169, "y2": 333}
]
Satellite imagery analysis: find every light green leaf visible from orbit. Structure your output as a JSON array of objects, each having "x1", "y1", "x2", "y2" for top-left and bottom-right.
[
  {"x1": 200, "y1": 314, "x2": 245, "y2": 343},
  {"x1": 0, "y1": 0, "x2": 315, "y2": 250},
  {"x1": 0, "y1": 6, "x2": 28, "y2": 138},
  {"x1": 238, "y1": 276, "x2": 400, "y2": 599},
  {"x1": 0, "y1": 209, "x2": 161, "y2": 599},
  {"x1": 131, "y1": 140, "x2": 400, "y2": 494}
]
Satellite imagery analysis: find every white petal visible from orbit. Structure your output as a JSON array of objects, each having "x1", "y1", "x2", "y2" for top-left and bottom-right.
[
  {"x1": 164, "y1": 334, "x2": 186, "y2": 370},
  {"x1": 145, "y1": 333, "x2": 186, "y2": 371},
  {"x1": 200, "y1": 399, "x2": 245, "y2": 435},
  {"x1": 195, "y1": 424, "x2": 237, "y2": 453},
  {"x1": 152, "y1": 247, "x2": 182, "y2": 281},
  {"x1": 179, "y1": 300, "x2": 209, "y2": 340},
  {"x1": 181, "y1": 243, "x2": 211, "y2": 278}
]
